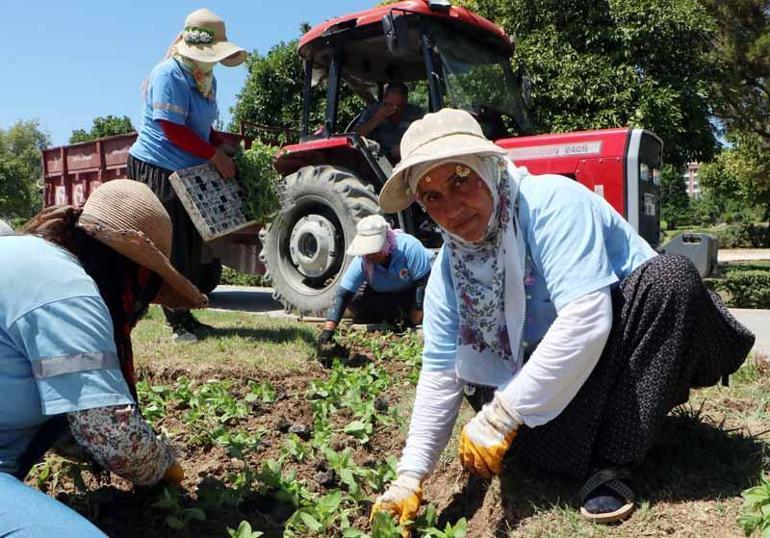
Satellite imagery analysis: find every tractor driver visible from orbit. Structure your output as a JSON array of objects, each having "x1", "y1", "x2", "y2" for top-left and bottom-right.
[
  {"x1": 316, "y1": 215, "x2": 434, "y2": 359},
  {"x1": 354, "y1": 82, "x2": 424, "y2": 163}
]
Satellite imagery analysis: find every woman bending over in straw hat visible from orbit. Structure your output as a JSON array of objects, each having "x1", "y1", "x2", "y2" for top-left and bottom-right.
[
  {"x1": 316, "y1": 215, "x2": 434, "y2": 362},
  {"x1": 129, "y1": 8, "x2": 247, "y2": 343},
  {"x1": 370, "y1": 109, "x2": 755, "y2": 529},
  {"x1": 0, "y1": 180, "x2": 207, "y2": 536}
]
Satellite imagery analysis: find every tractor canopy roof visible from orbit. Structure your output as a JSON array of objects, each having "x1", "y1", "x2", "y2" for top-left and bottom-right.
[{"x1": 298, "y1": 0, "x2": 513, "y2": 85}]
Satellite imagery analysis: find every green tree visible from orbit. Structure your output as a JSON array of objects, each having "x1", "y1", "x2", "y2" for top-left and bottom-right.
[
  {"x1": 230, "y1": 31, "x2": 365, "y2": 142},
  {"x1": 700, "y1": 0, "x2": 770, "y2": 144},
  {"x1": 0, "y1": 120, "x2": 50, "y2": 219},
  {"x1": 69, "y1": 115, "x2": 134, "y2": 144},
  {"x1": 660, "y1": 164, "x2": 690, "y2": 229},
  {"x1": 465, "y1": 0, "x2": 719, "y2": 168},
  {"x1": 699, "y1": 133, "x2": 770, "y2": 221}
]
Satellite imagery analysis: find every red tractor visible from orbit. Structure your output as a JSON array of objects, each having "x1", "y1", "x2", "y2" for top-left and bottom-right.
[{"x1": 260, "y1": 0, "x2": 664, "y2": 315}]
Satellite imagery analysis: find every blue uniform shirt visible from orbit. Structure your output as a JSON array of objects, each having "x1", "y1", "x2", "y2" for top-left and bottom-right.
[
  {"x1": 0, "y1": 236, "x2": 134, "y2": 474},
  {"x1": 129, "y1": 57, "x2": 219, "y2": 171},
  {"x1": 421, "y1": 174, "x2": 657, "y2": 371},
  {"x1": 340, "y1": 233, "x2": 434, "y2": 293}
]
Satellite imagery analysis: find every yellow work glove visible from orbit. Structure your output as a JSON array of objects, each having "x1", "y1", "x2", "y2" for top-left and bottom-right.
[
  {"x1": 161, "y1": 460, "x2": 185, "y2": 485},
  {"x1": 459, "y1": 393, "x2": 520, "y2": 479},
  {"x1": 371, "y1": 474, "x2": 423, "y2": 536}
]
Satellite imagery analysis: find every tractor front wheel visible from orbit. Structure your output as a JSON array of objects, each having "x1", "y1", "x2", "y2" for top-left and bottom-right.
[{"x1": 259, "y1": 165, "x2": 380, "y2": 316}]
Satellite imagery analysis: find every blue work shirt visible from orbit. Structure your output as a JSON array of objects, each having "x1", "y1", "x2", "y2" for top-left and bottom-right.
[
  {"x1": 0, "y1": 236, "x2": 134, "y2": 475},
  {"x1": 129, "y1": 57, "x2": 219, "y2": 171},
  {"x1": 340, "y1": 233, "x2": 434, "y2": 294},
  {"x1": 422, "y1": 174, "x2": 657, "y2": 371}
]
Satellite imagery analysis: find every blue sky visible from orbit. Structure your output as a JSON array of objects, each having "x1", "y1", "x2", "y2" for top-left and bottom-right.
[{"x1": 0, "y1": 1, "x2": 373, "y2": 146}]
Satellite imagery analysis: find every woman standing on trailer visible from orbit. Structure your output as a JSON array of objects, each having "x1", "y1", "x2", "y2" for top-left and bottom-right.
[{"x1": 129, "y1": 8, "x2": 246, "y2": 342}]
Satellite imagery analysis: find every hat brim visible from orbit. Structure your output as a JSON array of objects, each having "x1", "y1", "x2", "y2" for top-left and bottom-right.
[
  {"x1": 379, "y1": 133, "x2": 507, "y2": 213},
  {"x1": 177, "y1": 40, "x2": 247, "y2": 66},
  {"x1": 346, "y1": 232, "x2": 387, "y2": 256},
  {"x1": 77, "y1": 220, "x2": 208, "y2": 310}
]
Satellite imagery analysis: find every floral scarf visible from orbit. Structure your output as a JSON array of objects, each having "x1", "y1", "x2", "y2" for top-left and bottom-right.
[
  {"x1": 429, "y1": 156, "x2": 528, "y2": 388},
  {"x1": 175, "y1": 54, "x2": 215, "y2": 99}
]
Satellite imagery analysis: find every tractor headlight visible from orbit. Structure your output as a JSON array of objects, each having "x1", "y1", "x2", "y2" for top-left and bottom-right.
[
  {"x1": 640, "y1": 163, "x2": 651, "y2": 182},
  {"x1": 652, "y1": 168, "x2": 661, "y2": 186}
]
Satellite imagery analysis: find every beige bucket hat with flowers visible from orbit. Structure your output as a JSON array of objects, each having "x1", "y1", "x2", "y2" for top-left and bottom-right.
[
  {"x1": 176, "y1": 8, "x2": 247, "y2": 67},
  {"x1": 378, "y1": 108, "x2": 507, "y2": 213},
  {"x1": 76, "y1": 180, "x2": 208, "y2": 310}
]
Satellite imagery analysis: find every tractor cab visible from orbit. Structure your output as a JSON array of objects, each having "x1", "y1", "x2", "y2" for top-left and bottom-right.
[
  {"x1": 263, "y1": 0, "x2": 665, "y2": 317},
  {"x1": 266, "y1": 0, "x2": 528, "y2": 315}
]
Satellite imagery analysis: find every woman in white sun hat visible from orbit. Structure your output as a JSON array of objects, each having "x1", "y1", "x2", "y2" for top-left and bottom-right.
[
  {"x1": 370, "y1": 108, "x2": 754, "y2": 529},
  {"x1": 317, "y1": 215, "x2": 434, "y2": 356},
  {"x1": 129, "y1": 8, "x2": 247, "y2": 343},
  {"x1": 0, "y1": 181, "x2": 206, "y2": 536}
]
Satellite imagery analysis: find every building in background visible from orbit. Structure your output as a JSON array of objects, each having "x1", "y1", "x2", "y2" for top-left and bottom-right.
[{"x1": 684, "y1": 162, "x2": 701, "y2": 198}]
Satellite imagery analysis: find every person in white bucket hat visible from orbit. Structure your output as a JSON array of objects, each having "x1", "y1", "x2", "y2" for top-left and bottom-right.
[
  {"x1": 316, "y1": 215, "x2": 434, "y2": 358},
  {"x1": 129, "y1": 8, "x2": 246, "y2": 343},
  {"x1": 0, "y1": 181, "x2": 202, "y2": 536},
  {"x1": 371, "y1": 109, "x2": 754, "y2": 529}
]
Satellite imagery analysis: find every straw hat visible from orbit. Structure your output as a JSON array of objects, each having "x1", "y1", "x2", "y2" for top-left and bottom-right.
[
  {"x1": 378, "y1": 108, "x2": 506, "y2": 213},
  {"x1": 346, "y1": 215, "x2": 389, "y2": 256},
  {"x1": 176, "y1": 8, "x2": 247, "y2": 67},
  {"x1": 76, "y1": 180, "x2": 207, "y2": 310}
]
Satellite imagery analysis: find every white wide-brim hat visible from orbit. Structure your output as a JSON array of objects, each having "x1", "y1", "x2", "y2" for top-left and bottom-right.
[
  {"x1": 346, "y1": 214, "x2": 389, "y2": 256},
  {"x1": 379, "y1": 108, "x2": 506, "y2": 213},
  {"x1": 176, "y1": 8, "x2": 247, "y2": 67}
]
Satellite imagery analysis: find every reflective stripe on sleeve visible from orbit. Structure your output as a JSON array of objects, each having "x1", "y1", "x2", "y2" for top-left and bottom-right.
[
  {"x1": 152, "y1": 102, "x2": 187, "y2": 116},
  {"x1": 30, "y1": 352, "x2": 121, "y2": 379}
]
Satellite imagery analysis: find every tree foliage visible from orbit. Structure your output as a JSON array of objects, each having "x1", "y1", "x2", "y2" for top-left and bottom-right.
[
  {"x1": 699, "y1": 133, "x2": 770, "y2": 220},
  {"x1": 701, "y1": 0, "x2": 770, "y2": 143},
  {"x1": 0, "y1": 120, "x2": 50, "y2": 219},
  {"x1": 230, "y1": 35, "x2": 364, "y2": 142},
  {"x1": 69, "y1": 115, "x2": 134, "y2": 144},
  {"x1": 463, "y1": 0, "x2": 719, "y2": 168}
]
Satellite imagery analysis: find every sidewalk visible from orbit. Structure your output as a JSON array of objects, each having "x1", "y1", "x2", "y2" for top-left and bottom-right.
[
  {"x1": 730, "y1": 309, "x2": 770, "y2": 356},
  {"x1": 719, "y1": 249, "x2": 770, "y2": 262}
]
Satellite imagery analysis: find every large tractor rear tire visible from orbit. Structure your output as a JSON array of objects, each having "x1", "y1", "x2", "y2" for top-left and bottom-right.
[{"x1": 259, "y1": 165, "x2": 380, "y2": 316}]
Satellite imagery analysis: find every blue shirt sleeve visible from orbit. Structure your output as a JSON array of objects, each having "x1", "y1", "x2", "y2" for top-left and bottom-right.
[
  {"x1": 402, "y1": 235, "x2": 434, "y2": 281},
  {"x1": 421, "y1": 247, "x2": 459, "y2": 371},
  {"x1": 522, "y1": 176, "x2": 619, "y2": 312},
  {"x1": 7, "y1": 296, "x2": 134, "y2": 415},
  {"x1": 150, "y1": 64, "x2": 191, "y2": 125},
  {"x1": 339, "y1": 257, "x2": 366, "y2": 293}
]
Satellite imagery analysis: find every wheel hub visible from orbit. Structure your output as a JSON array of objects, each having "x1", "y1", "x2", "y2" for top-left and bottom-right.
[{"x1": 288, "y1": 215, "x2": 337, "y2": 278}]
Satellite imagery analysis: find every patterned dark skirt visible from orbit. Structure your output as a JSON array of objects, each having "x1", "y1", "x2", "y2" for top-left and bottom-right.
[
  {"x1": 127, "y1": 155, "x2": 203, "y2": 320},
  {"x1": 467, "y1": 254, "x2": 755, "y2": 479}
]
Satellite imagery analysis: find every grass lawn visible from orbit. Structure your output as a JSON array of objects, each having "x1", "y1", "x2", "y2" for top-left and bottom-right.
[{"x1": 28, "y1": 307, "x2": 770, "y2": 537}]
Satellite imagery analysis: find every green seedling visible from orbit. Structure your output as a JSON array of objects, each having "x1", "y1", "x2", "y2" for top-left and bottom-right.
[
  {"x1": 281, "y1": 433, "x2": 314, "y2": 463},
  {"x1": 227, "y1": 520, "x2": 264, "y2": 538},
  {"x1": 255, "y1": 459, "x2": 312, "y2": 508},
  {"x1": 739, "y1": 472, "x2": 770, "y2": 536},
  {"x1": 246, "y1": 379, "x2": 278, "y2": 404},
  {"x1": 152, "y1": 486, "x2": 206, "y2": 531}
]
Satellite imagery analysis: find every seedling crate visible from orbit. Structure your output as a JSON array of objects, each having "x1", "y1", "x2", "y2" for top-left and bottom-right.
[{"x1": 169, "y1": 164, "x2": 257, "y2": 242}]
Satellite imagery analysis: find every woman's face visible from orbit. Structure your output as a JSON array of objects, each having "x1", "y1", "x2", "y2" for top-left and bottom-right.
[{"x1": 416, "y1": 162, "x2": 494, "y2": 242}]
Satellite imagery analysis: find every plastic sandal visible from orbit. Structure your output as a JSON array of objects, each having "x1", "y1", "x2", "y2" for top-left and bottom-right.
[{"x1": 579, "y1": 468, "x2": 635, "y2": 523}]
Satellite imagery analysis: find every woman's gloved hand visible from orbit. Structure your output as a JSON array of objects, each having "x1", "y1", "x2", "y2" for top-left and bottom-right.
[
  {"x1": 317, "y1": 329, "x2": 335, "y2": 347},
  {"x1": 459, "y1": 393, "x2": 520, "y2": 478},
  {"x1": 371, "y1": 474, "x2": 423, "y2": 535},
  {"x1": 161, "y1": 460, "x2": 185, "y2": 485}
]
